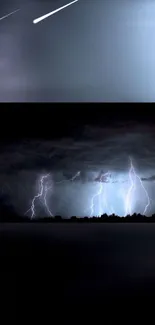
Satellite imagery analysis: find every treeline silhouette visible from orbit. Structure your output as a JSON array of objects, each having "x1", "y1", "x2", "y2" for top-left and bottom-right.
[
  {"x1": 1, "y1": 203, "x2": 155, "y2": 222},
  {"x1": 0, "y1": 195, "x2": 155, "y2": 222}
]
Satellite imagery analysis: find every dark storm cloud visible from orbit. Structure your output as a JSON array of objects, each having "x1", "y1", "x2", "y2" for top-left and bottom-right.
[
  {"x1": 0, "y1": 123, "x2": 155, "y2": 178},
  {"x1": 141, "y1": 176, "x2": 155, "y2": 182}
]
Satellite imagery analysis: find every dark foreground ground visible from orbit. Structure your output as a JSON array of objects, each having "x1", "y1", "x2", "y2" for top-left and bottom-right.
[{"x1": 1, "y1": 223, "x2": 155, "y2": 323}]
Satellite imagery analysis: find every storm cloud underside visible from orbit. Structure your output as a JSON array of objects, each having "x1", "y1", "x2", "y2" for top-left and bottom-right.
[{"x1": 0, "y1": 124, "x2": 155, "y2": 217}]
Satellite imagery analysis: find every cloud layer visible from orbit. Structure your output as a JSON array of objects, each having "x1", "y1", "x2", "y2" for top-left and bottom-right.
[{"x1": 0, "y1": 122, "x2": 155, "y2": 217}]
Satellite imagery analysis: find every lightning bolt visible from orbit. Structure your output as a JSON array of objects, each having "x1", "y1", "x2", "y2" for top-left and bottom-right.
[
  {"x1": 25, "y1": 171, "x2": 81, "y2": 219},
  {"x1": 132, "y1": 167, "x2": 151, "y2": 216},
  {"x1": 43, "y1": 183, "x2": 54, "y2": 217},
  {"x1": 24, "y1": 162, "x2": 151, "y2": 219},
  {"x1": 124, "y1": 157, "x2": 151, "y2": 216},
  {"x1": 102, "y1": 175, "x2": 116, "y2": 215},
  {"x1": 90, "y1": 182, "x2": 103, "y2": 217},
  {"x1": 90, "y1": 172, "x2": 110, "y2": 217},
  {"x1": 71, "y1": 171, "x2": 81, "y2": 181},
  {"x1": 25, "y1": 174, "x2": 53, "y2": 219},
  {"x1": 124, "y1": 158, "x2": 136, "y2": 216},
  {"x1": 56, "y1": 171, "x2": 81, "y2": 184}
]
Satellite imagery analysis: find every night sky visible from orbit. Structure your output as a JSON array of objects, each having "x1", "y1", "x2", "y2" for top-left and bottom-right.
[
  {"x1": 1, "y1": 0, "x2": 155, "y2": 101},
  {"x1": 1, "y1": 106, "x2": 155, "y2": 219}
]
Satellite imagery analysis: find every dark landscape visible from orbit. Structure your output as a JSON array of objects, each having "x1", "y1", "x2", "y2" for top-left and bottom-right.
[{"x1": 1, "y1": 221, "x2": 155, "y2": 323}]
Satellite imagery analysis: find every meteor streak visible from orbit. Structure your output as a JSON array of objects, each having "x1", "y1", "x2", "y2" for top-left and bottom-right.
[
  {"x1": 33, "y1": 0, "x2": 78, "y2": 24},
  {"x1": 0, "y1": 9, "x2": 20, "y2": 21}
]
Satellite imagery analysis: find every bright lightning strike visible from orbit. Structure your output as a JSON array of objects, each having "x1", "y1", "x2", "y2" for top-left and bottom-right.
[
  {"x1": 124, "y1": 157, "x2": 151, "y2": 216},
  {"x1": 90, "y1": 182, "x2": 103, "y2": 217},
  {"x1": 43, "y1": 184, "x2": 54, "y2": 217},
  {"x1": 90, "y1": 172, "x2": 110, "y2": 217},
  {"x1": 24, "y1": 162, "x2": 152, "y2": 219},
  {"x1": 124, "y1": 158, "x2": 136, "y2": 216},
  {"x1": 25, "y1": 174, "x2": 52, "y2": 219},
  {"x1": 25, "y1": 171, "x2": 81, "y2": 219}
]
